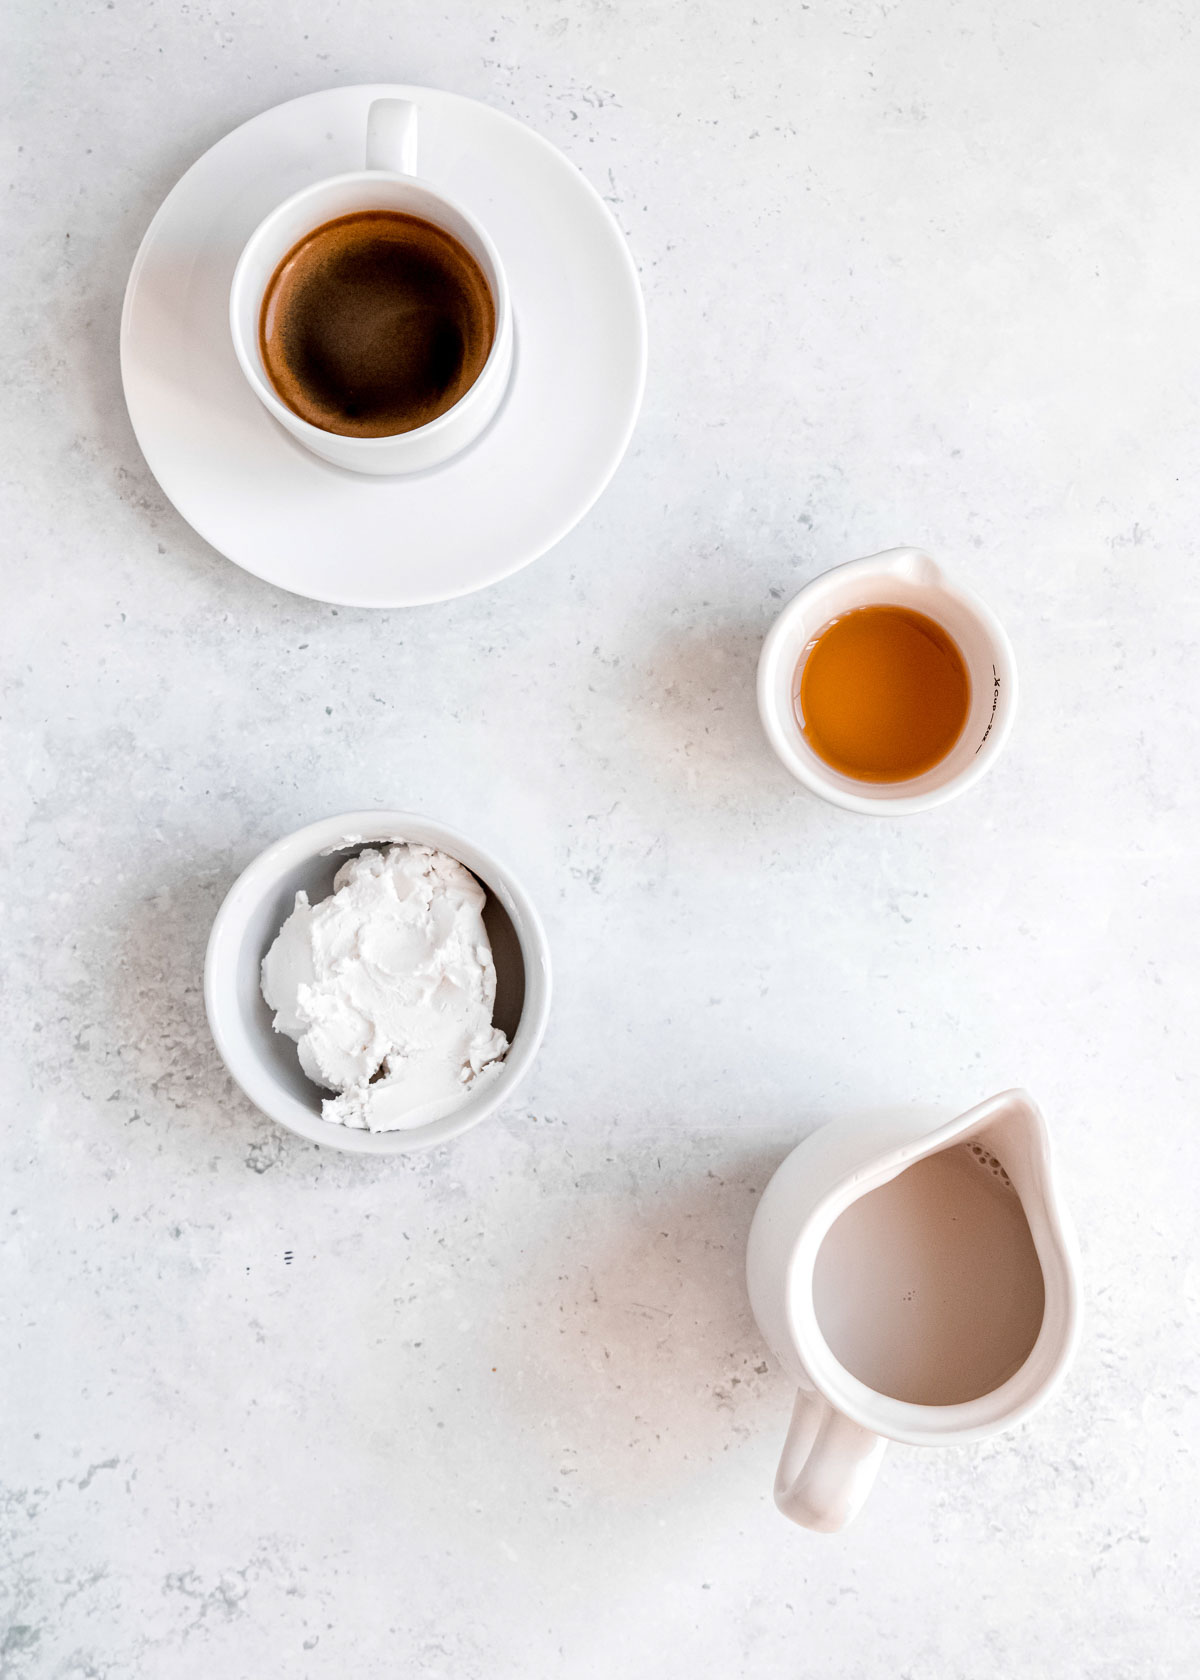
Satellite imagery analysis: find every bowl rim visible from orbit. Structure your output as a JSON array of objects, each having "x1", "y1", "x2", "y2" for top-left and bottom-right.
[{"x1": 203, "y1": 809, "x2": 552, "y2": 1155}]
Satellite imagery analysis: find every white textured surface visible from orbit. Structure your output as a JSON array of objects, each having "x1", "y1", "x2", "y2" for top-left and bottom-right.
[{"x1": 3, "y1": 2, "x2": 1198, "y2": 1675}]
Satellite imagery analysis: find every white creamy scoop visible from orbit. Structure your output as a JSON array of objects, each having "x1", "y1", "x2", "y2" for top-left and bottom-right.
[{"x1": 261, "y1": 843, "x2": 509, "y2": 1132}]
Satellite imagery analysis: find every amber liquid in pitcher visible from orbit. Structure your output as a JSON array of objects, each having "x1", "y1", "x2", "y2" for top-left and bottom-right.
[{"x1": 794, "y1": 605, "x2": 970, "y2": 783}]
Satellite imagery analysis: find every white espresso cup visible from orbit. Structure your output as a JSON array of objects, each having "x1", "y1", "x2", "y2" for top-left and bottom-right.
[
  {"x1": 757, "y1": 548, "x2": 1017, "y2": 814},
  {"x1": 229, "y1": 98, "x2": 513, "y2": 475}
]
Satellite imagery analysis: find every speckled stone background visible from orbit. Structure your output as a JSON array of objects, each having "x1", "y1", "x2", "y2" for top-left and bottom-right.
[{"x1": 4, "y1": 2, "x2": 1199, "y2": 1675}]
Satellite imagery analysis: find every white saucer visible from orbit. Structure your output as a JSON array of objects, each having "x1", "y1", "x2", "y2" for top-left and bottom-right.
[{"x1": 120, "y1": 85, "x2": 646, "y2": 607}]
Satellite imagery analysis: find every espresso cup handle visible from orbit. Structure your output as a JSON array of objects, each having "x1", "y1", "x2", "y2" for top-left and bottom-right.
[
  {"x1": 773, "y1": 1390, "x2": 887, "y2": 1532},
  {"x1": 366, "y1": 98, "x2": 418, "y2": 175}
]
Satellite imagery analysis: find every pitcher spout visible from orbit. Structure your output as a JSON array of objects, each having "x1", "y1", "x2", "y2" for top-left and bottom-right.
[
  {"x1": 875, "y1": 546, "x2": 946, "y2": 589},
  {"x1": 945, "y1": 1088, "x2": 1082, "y2": 1425}
]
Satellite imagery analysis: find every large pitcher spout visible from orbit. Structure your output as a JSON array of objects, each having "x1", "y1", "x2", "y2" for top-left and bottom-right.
[{"x1": 947, "y1": 1088, "x2": 1082, "y2": 1425}]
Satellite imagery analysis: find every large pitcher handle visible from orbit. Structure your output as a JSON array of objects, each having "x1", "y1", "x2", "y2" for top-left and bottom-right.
[{"x1": 774, "y1": 1390, "x2": 888, "y2": 1532}]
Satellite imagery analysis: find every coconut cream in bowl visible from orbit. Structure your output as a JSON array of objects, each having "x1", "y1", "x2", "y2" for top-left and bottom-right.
[{"x1": 204, "y1": 811, "x2": 551, "y2": 1154}]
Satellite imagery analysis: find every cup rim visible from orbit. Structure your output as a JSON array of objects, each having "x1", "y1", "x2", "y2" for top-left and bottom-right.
[
  {"x1": 757, "y1": 550, "x2": 1018, "y2": 814},
  {"x1": 228, "y1": 170, "x2": 512, "y2": 453},
  {"x1": 203, "y1": 810, "x2": 552, "y2": 1155}
]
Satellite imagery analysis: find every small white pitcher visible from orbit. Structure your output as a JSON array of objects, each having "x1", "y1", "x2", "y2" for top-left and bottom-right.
[
  {"x1": 757, "y1": 549, "x2": 1017, "y2": 813},
  {"x1": 746, "y1": 1090, "x2": 1081, "y2": 1532}
]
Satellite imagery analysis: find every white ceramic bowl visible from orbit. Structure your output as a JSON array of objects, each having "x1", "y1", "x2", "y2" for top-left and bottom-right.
[{"x1": 204, "y1": 811, "x2": 552, "y2": 1154}]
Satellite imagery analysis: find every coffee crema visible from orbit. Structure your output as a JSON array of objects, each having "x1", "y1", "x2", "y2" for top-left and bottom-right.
[
  {"x1": 794, "y1": 604, "x2": 970, "y2": 783},
  {"x1": 259, "y1": 210, "x2": 495, "y2": 439}
]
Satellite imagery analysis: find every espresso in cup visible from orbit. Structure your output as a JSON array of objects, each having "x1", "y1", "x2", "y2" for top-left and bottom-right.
[{"x1": 258, "y1": 210, "x2": 496, "y2": 439}]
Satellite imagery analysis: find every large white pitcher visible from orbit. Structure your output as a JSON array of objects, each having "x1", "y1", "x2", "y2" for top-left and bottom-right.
[{"x1": 746, "y1": 1090, "x2": 1081, "y2": 1532}]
